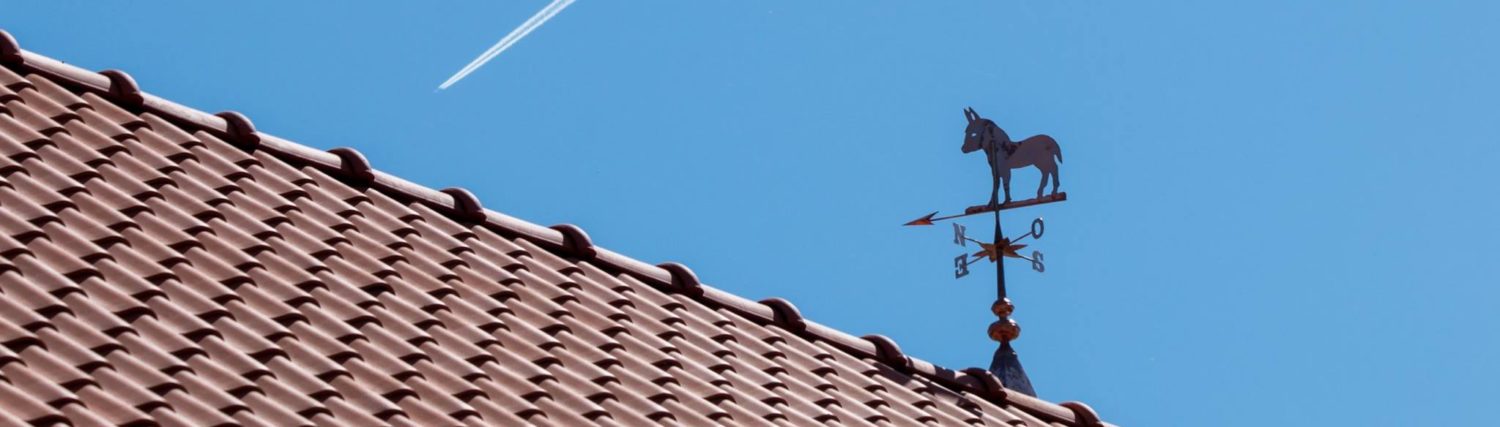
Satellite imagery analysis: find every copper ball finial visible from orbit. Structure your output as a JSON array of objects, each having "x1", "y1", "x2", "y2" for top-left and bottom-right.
[
  {"x1": 987, "y1": 318, "x2": 1021, "y2": 342},
  {"x1": 990, "y1": 298, "x2": 1014, "y2": 318}
]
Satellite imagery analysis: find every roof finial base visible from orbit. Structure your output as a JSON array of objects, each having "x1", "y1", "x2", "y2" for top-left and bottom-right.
[{"x1": 989, "y1": 341, "x2": 1037, "y2": 397}]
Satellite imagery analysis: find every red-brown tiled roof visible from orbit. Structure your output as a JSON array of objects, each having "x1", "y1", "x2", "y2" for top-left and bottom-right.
[{"x1": 0, "y1": 29, "x2": 1111, "y2": 426}]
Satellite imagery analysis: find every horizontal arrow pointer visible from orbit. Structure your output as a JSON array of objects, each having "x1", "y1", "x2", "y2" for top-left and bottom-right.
[{"x1": 904, "y1": 192, "x2": 1067, "y2": 226}]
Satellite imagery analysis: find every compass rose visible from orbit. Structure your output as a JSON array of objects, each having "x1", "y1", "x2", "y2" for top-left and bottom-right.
[{"x1": 951, "y1": 217, "x2": 1048, "y2": 278}]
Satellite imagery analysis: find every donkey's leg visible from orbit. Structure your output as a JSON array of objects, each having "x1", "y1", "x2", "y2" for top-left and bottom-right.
[
  {"x1": 1001, "y1": 172, "x2": 1013, "y2": 204},
  {"x1": 1050, "y1": 169, "x2": 1061, "y2": 195},
  {"x1": 1036, "y1": 168, "x2": 1049, "y2": 199},
  {"x1": 989, "y1": 170, "x2": 1001, "y2": 207}
]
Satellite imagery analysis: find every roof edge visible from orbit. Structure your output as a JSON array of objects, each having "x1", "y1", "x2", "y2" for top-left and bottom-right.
[{"x1": 0, "y1": 29, "x2": 1108, "y2": 426}]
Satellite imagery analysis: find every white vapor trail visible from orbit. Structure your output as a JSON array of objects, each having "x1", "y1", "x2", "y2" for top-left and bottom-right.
[{"x1": 437, "y1": 0, "x2": 576, "y2": 90}]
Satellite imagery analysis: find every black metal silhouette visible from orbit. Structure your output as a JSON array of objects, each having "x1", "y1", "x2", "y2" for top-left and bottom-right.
[{"x1": 961, "y1": 107, "x2": 1063, "y2": 206}]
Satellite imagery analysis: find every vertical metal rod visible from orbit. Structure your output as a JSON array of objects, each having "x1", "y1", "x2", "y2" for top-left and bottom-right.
[
  {"x1": 994, "y1": 210, "x2": 1006, "y2": 299},
  {"x1": 989, "y1": 208, "x2": 1036, "y2": 396}
]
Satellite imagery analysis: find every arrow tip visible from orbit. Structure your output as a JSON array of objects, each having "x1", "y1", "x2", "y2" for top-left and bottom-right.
[{"x1": 904, "y1": 211, "x2": 938, "y2": 226}]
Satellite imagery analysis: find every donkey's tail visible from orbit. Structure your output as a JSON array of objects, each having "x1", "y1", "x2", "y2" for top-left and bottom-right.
[{"x1": 1051, "y1": 138, "x2": 1063, "y2": 163}]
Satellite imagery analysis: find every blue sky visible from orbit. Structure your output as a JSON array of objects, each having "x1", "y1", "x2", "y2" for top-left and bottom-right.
[{"x1": 8, "y1": 1, "x2": 1499, "y2": 425}]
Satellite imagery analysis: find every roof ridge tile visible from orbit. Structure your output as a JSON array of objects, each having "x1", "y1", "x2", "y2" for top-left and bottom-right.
[
  {"x1": 97, "y1": 70, "x2": 142, "y2": 106},
  {"x1": 0, "y1": 30, "x2": 20, "y2": 65}
]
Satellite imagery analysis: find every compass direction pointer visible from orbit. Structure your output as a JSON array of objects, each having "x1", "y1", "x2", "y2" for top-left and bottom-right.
[
  {"x1": 1011, "y1": 218, "x2": 1046, "y2": 243},
  {"x1": 903, "y1": 193, "x2": 1067, "y2": 226}
]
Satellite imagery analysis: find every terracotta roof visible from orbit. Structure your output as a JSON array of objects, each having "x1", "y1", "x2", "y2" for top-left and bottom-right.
[{"x1": 0, "y1": 29, "x2": 1111, "y2": 426}]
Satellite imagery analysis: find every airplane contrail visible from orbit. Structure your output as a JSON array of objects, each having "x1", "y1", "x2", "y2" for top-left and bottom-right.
[{"x1": 437, "y1": 0, "x2": 577, "y2": 90}]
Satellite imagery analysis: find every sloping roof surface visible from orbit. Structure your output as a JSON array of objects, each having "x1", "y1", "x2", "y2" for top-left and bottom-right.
[{"x1": 0, "y1": 30, "x2": 1109, "y2": 427}]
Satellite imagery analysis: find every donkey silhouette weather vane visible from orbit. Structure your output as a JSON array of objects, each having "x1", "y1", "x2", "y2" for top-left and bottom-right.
[
  {"x1": 962, "y1": 107, "x2": 1063, "y2": 206},
  {"x1": 904, "y1": 107, "x2": 1068, "y2": 397}
]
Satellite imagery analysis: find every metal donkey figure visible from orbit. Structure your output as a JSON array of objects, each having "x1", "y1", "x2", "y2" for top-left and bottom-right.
[{"x1": 961, "y1": 107, "x2": 1063, "y2": 206}]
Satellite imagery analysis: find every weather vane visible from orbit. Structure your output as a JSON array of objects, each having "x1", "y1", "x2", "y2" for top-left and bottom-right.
[{"x1": 904, "y1": 107, "x2": 1066, "y2": 397}]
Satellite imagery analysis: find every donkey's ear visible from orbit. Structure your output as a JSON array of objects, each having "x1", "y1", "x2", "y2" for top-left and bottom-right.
[{"x1": 963, "y1": 107, "x2": 975, "y2": 122}]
